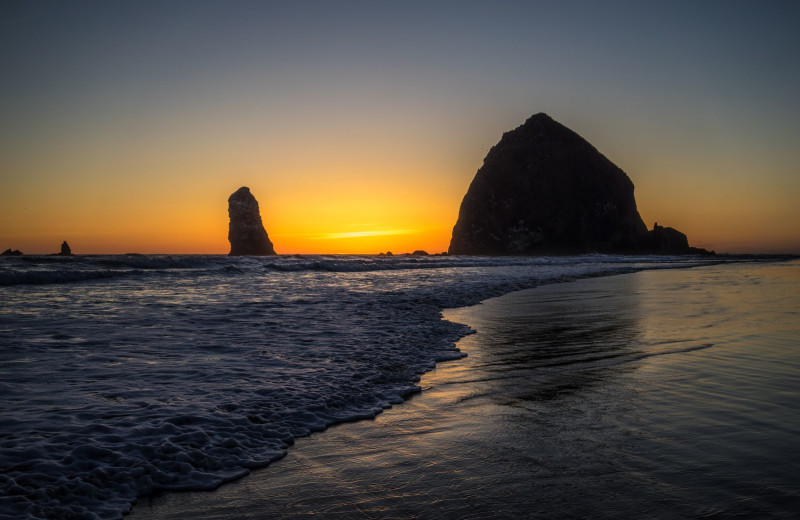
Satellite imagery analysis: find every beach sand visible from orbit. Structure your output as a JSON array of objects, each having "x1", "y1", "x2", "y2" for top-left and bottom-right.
[{"x1": 129, "y1": 264, "x2": 800, "y2": 519}]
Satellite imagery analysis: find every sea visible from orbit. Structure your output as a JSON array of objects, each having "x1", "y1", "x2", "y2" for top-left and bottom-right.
[{"x1": 1, "y1": 254, "x2": 797, "y2": 519}]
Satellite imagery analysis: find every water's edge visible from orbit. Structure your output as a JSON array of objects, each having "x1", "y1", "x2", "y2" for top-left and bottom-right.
[
  {"x1": 125, "y1": 258, "x2": 743, "y2": 517},
  {"x1": 4, "y1": 254, "x2": 782, "y2": 519}
]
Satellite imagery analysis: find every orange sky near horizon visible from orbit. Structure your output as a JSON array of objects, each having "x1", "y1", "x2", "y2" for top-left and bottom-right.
[
  {"x1": 2, "y1": 2, "x2": 799, "y2": 256},
  {"x1": 3, "y1": 108, "x2": 800, "y2": 256},
  {"x1": 4, "y1": 103, "x2": 798, "y2": 256},
  {"x1": 4, "y1": 148, "x2": 798, "y2": 256}
]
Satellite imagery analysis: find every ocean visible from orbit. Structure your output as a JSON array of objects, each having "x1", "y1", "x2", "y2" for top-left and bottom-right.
[{"x1": 1, "y1": 255, "x2": 797, "y2": 519}]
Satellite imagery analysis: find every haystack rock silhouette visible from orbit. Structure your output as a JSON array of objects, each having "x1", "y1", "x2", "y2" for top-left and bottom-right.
[
  {"x1": 59, "y1": 241, "x2": 72, "y2": 256},
  {"x1": 228, "y1": 187, "x2": 276, "y2": 256},
  {"x1": 449, "y1": 113, "x2": 708, "y2": 255}
]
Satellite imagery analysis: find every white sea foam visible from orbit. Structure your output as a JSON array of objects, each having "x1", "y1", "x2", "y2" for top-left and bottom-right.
[{"x1": 0, "y1": 254, "x2": 726, "y2": 519}]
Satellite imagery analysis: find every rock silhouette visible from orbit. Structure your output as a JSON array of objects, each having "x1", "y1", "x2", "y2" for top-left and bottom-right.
[
  {"x1": 59, "y1": 241, "x2": 72, "y2": 256},
  {"x1": 647, "y1": 223, "x2": 689, "y2": 254},
  {"x1": 449, "y1": 113, "x2": 705, "y2": 255},
  {"x1": 228, "y1": 187, "x2": 276, "y2": 256},
  {"x1": 1, "y1": 248, "x2": 23, "y2": 256}
]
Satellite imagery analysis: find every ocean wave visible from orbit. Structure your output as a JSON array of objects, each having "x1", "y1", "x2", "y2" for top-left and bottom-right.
[
  {"x1": 0, "y1": 254, "x2": 735, "y2": 519},
  {"x1": 1, "y1": 253, "x2": 730, "y2": 287},
  {"x1": 0, "y1": 255, "x2": 221, "y2": 286},
  {"x1": 0, "y1": 268, "x2": 140, "y2": 286}
]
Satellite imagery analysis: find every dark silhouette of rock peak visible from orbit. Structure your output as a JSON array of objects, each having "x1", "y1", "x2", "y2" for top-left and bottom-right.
[
  {"x1": 228, "y1": 187, "x2": 276, "y2": 256},
  {"x1": 449, "y1": 113, "x2": 705, "y2": 255},
  {"x1": 59, "y1": 241, "x2": 72, "y2": 256}
]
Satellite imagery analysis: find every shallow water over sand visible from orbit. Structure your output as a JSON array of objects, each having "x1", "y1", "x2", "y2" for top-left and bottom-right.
[
  {"x1": 131, "y1": 261, "x2": 800, "y2": 519},
  {"x1": 5, "y1": 255, "x2": 713, "y2": 518}
]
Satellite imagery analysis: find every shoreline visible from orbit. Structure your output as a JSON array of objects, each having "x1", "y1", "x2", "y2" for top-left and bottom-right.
[
  {"x1": 128, "y1": 274, "x2": 618, "y2": 518},
  {"x1": 3, "y1": 255, "x2": 733, "y2": 520},
  {"x1": 123, "y1": 265, "x2": 665, "y2": 516},
  {"x1": 123, "y1": 266, "x2": 708, "y2": 519},
  {"x1": 128, "y1": 261, "x2": 800, "y2": 519}
]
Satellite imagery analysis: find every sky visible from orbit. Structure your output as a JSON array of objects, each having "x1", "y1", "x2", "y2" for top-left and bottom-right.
[{"x1": 2, "y1": 1, "x2": 799, "y2": 255}]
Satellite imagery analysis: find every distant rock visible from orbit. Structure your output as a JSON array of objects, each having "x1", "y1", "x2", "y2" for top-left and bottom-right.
[
  {"x1": 449, "y1": 113, "x2": 706, "y2": 255},
  {"x1": 410, "y1": 250, "x2": 429, "y2": 256},
  {"x1": 646, "y1": 223, "x2": 687, "y2": 253},
  {"x1": 228, "y1": 187, "x2": 277, "y2": 256},
  {"x1": 647, "y1": 224, "x2": 713, "y2": 256},
  {"x1": 1, "y1": 248, "x2": 23, "y2": 256},
  {"x1": 58, "y1": 241, "x2": 72, "y2": 256}
]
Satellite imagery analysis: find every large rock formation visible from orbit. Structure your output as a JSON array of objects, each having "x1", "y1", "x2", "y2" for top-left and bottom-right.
[
  {"x1": 58, "y1": 241, "x2": 72, "y2": 256},
  {"x1": 449, "y1": 113, "x2": 705, "y2": 255},
  {"x1": 228, "y1": 187, "x2": 276, "y2": 256}
]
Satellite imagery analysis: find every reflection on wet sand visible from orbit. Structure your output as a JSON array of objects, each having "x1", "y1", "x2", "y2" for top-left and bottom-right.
[
  {"x1": 131, "y1": 263, "x2": 800, "y2": 520},
  {"x1": 444, "y1": 274, "x2": 644, "y2": 405}
]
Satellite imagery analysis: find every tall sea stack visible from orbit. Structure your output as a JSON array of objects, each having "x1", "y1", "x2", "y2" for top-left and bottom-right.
[
  {"x1": 449, "y1": 113, "x2": 703, "y2": 255},
  {"x1": 228, "y1": 187, "x2": 276, "y2": 256}
]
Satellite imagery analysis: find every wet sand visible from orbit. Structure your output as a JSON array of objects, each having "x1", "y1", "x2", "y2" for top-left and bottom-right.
[{"x1": 130, "y1": 264, "x2": 800, "y2": 519}]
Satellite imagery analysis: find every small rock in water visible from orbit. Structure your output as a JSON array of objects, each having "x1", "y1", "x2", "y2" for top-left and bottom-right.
[{"x1": 228, "y1": 187, "x2": 277, "y2": 256}]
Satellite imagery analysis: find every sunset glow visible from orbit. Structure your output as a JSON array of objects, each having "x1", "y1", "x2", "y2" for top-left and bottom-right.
[
  {"x1": 311, "y1": 230, "x2": 417, "y2": 240},
  {"x1": 1, "y1": 2, "x2": 799, "y2": 255}
]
